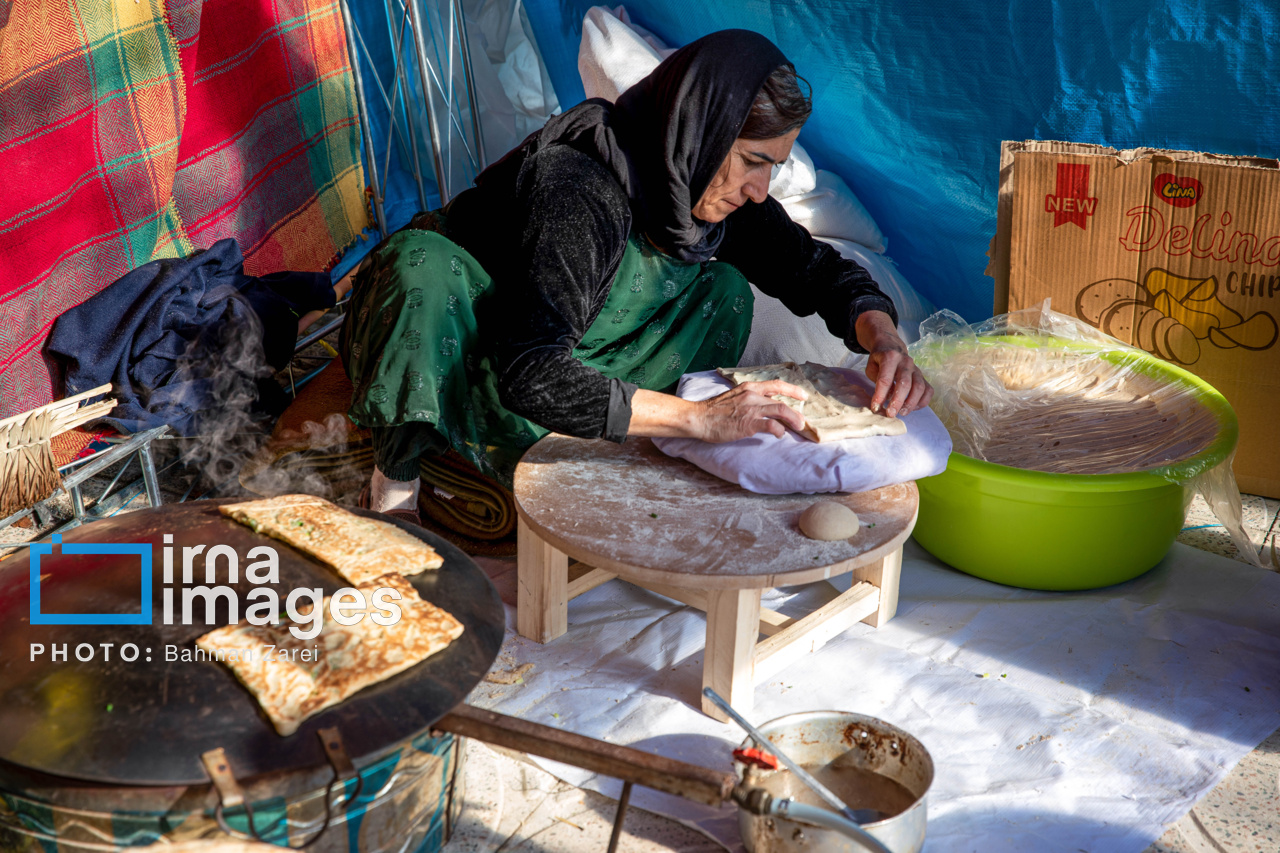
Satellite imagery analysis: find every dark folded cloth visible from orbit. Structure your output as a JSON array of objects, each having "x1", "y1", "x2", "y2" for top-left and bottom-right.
[
  {"x1": 418, "y1": 450, "x2": 518, "y2": 542},
  {"x1": 47, "y1": 239, "x2": 333, "y2": 436}
]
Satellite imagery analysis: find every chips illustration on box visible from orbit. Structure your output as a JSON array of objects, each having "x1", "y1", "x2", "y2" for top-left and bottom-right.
[{"x1": 1075, "y1": 269, "x2": 1278, "y2": 364}]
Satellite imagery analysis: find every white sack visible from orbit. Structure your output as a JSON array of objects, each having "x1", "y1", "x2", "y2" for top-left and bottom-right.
[
  {"x1": 781, "y1": 169, "x2": 887, "y2": 251},
  {"x1": 578, "y1": 5, "x2": 816, "y2": 197},
  {"x1": 741, "y1": 238, "x2": 936, "y2": 367},
  {"x1": 768, "y1": 141, "x2": 817, "y2": 200},
  {"x1": 740, "y1": 284, "x2": 852, "y2": 368},
  {"x1": 817, "y1": 237, "x2": 937, "y2": 325},
  {"x1": 578, "y1": 5, "x2": 665, "y2": 102},
  {"x1": 465, "y1": 0, "x2": 560, "y2": 158}
]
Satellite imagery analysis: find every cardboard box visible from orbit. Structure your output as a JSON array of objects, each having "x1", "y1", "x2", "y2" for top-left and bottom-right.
[{"x1": 989, "y1": 140, "x2": 1280, "y2": 497}]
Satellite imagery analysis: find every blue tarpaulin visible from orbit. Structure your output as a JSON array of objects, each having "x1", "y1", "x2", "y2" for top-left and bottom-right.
[{"x1": 522, "y1": 0, "x2": 1279, "y2": 320}]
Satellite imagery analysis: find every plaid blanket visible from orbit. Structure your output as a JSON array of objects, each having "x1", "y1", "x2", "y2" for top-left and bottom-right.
[{"x1": 0, "y1": 0, "x2": 368, "y2": 418}]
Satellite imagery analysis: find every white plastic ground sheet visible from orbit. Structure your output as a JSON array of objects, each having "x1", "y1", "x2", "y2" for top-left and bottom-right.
[{"x1": 471, "y1": 541, "x2": 1280, "y2": 852}]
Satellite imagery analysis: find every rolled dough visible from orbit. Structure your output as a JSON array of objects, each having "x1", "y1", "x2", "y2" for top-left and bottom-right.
[
  {"x1": 799, "y1": 502, "x2": 860, "y2": 540},
  {"x1": 717, "y1": 361, "x2": 907, "y2": 442}
]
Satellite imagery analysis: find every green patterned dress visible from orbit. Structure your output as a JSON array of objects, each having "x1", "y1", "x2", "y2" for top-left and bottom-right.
[{"x1": 341, "y1": 216, "x2": 753, "y2": 486}]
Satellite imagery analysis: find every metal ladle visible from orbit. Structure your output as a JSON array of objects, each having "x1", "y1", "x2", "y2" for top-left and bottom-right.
[{"x1": 705, "y1": 688, "x2": 895, "y2": 853}]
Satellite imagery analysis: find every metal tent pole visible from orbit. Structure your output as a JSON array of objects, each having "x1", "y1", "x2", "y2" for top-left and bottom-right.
[
  {"x1": 340, "y1": 0, "x2": 387, "y2": 236},
  {"x1": 452, "y1": 0, "x2": 487, "y2": 170},
  {"x1": 385, "y1": 0, "x2": 430, "y2": 211},
  {"x1": 407, "y1": 0, "x2": 452, "y2": 202}
]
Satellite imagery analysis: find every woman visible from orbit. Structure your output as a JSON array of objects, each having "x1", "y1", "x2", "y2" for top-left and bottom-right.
[{"x1": 343, "y1": 30, "x2": 932, "y2": 522}]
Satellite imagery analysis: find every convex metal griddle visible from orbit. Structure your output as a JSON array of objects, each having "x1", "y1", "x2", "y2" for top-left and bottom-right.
[{"x1": 0, "y1": 499, "x2": 505, "y2": 785}]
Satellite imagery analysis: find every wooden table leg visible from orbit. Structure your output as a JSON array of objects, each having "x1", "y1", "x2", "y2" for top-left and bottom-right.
[
  {"x1": 852, "y1": 545, "x2": 903, "y2": 628},
  {"x1": 700, "y1": 588, "x2": 762, "y2": 721},
  {"x1": 517, "y1": 517, "x2": 569, "y2": 643}
]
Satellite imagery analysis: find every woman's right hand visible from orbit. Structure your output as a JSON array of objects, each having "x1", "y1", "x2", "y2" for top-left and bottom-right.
[
  {"x1": 690, "y1": 380, "x2": 808, "y2": 442},
  {"x1": 627, "y1": 383, "x2": 807, "y2": 442}
]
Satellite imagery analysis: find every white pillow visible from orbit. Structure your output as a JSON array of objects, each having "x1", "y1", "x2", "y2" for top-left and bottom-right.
[
  {"x1": 741, "y1": 285, "x2": 850, "y2": 368},
  {"x1": 653, "y1": 369, "x2": 952, "y2": 494},
  {"x1": 740, "y1": 239, "x2": 936, "y2": 367},
  {"x1": 816, "y1": 238, "x2": 936, "y2": 324},
  {"x1": 781, "y1": 170, "x2": 887, "y2": 252},
  {"x1": 577, "y1": 5, "x2": 817, "y2": 197}
]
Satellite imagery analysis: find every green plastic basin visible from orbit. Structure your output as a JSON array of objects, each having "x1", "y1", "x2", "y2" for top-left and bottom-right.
[{"x1": 913, "y1": 341, "x2": 1238, "y2": 590}]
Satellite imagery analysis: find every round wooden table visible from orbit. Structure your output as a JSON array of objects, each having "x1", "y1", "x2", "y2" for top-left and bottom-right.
[{"x1": 513, "y1": 435, "x2": 919, "y2": 720}]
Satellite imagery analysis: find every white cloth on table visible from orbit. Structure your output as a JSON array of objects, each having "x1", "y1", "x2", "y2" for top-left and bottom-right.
[{"x1": 652, "y1": 368, "x2": 952, "y2": 494}]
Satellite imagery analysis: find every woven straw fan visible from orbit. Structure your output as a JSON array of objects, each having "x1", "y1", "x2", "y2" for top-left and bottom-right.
[{"x1": 0, "y1": 384, "x2": 114, "y2": 517}]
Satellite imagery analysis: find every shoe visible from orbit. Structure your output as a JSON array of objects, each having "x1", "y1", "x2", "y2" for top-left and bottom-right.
[
  {"x1": 358, "y1": 483, "x2": 423, "y2": 527},
  {"x1": 382, "y1": 507, "x2": 423, "y2": 526}
]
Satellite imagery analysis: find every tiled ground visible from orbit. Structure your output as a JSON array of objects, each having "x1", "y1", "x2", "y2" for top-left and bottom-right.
[
  {"x1": 1146, "y1": 728, "x2": 1280, "y2": 853},
  {"x1": 1177, "y1": 492, "x2": 1279, "y2": 568},
  {"x1": 1143, "y1": 495, "x2": 1279, "y2": 853},
  {"x1": 444, "y1": 740, "x2": 722, "y2": 853}
]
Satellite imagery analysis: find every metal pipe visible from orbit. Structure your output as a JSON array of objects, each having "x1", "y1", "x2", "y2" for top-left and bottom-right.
[
  {"x1": 59, "y1": 427, "x2": 170, "y2": 494},
  {"x1": 49, "y1": 479, "x2": 147, "y2": 535},
  {"x1": 295, "y1": 314, "x2": 346, "y2": 353},
  {"x1": 444, "y1": 0, "x2": 456, "y2": 182},
  {"x1": 407, "y1": 0, "x2": 450, "y2": 202},
  {"x1": 452, "y1": 0, "x2": 486, "y2": 170},
  {"x1": 351, "y1": 17, "x2": 417, "y2": 178},
  {"x1": 98, "y1": 455, "x2": 137, "y2": 507},
  {"x1": 138, "y1": 444, "x2": 162, "y2": 508},
  {"x1": 412, "y1": 34, "x2": 480, "y2": 175},
  {"x1": 606, "y1": 780, "x2": 633, "y2": 853},
  {"x1": 770, "y1": 798, "x2": 894, "y2": 853},
  {"x1": 433, "y1": 704, "x2": 736, "y2": 806},
  {"x1": 340, "y1": 0, "x2": 388, "y2": 237},
  {"x1": 58, "y1": 453, "x2": 98, "y2": 473}
]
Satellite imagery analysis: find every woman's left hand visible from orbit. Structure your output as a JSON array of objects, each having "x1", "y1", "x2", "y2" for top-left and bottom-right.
[{"x1": 855, "y1": 310, "x2": 933, "y2": 418}]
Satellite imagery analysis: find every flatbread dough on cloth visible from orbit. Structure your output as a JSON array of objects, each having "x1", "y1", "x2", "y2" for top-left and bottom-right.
[
  {"x1": 718, "y1": 361, "x2": 907, "y2": 441},
  {"x1": 220, "y1": 494, "x2": 443, "y2": 585},
  {"x1": 197, "y1": 574, "x2": 464, "y2": 736},
  {"x1": 654, "y1": 366, "x2": 951, "y2": 494}
]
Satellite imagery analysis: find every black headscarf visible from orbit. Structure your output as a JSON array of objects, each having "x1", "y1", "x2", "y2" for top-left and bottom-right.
[{"x1": 475, "y1": 29, "x2": 789, "y2": 263}]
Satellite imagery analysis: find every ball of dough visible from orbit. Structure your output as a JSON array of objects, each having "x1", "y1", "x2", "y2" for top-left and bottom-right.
[{"x1": 799, "y1": 502, "x2": 860, "y2": 541}]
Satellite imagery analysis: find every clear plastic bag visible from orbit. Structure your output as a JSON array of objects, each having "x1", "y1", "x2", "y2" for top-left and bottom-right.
[{"x1": 909, "y1": 300, "x2": 1267, "y2": 568}]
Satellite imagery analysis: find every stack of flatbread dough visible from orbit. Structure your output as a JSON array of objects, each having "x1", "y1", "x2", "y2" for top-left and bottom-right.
[
  {"x1": 718, "y1": 362, "x2": 907, "y2": 442},
  {"x1": 932, "y1": 346, "x2": 1218, "y2": 474},
  {"x1": 198, "y1": 495, "x2": 462, "y2": 736}
]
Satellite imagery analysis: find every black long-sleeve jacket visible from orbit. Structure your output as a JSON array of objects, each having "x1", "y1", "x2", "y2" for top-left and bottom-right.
[{"x1": 443, "y1": 143, "x2": 897, "y2": 442}]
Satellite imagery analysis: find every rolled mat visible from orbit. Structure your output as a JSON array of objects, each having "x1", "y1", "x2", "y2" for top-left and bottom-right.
[
  {"x1": 418, "y1": 449, "x2": 517, "y2": 542},
  {"x1": 242, "y1": 360, "x2": 516, "y2": 556}
]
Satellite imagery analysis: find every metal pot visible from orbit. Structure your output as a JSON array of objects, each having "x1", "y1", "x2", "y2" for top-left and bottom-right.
[{"x1": 734, "y1": 711, "x2": 934, "y2": 853}]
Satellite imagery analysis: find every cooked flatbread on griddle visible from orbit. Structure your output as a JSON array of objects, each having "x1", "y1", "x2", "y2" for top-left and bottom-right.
[
  {"x1": 196, "y1": 573, "x2": 464, "y2": 736},
  {"x1": 219, "y1": 494, "x2": 443, "y2": 584},
  {"x1": 717, "y1": 362, "x2": 906, "y2": 442}
]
